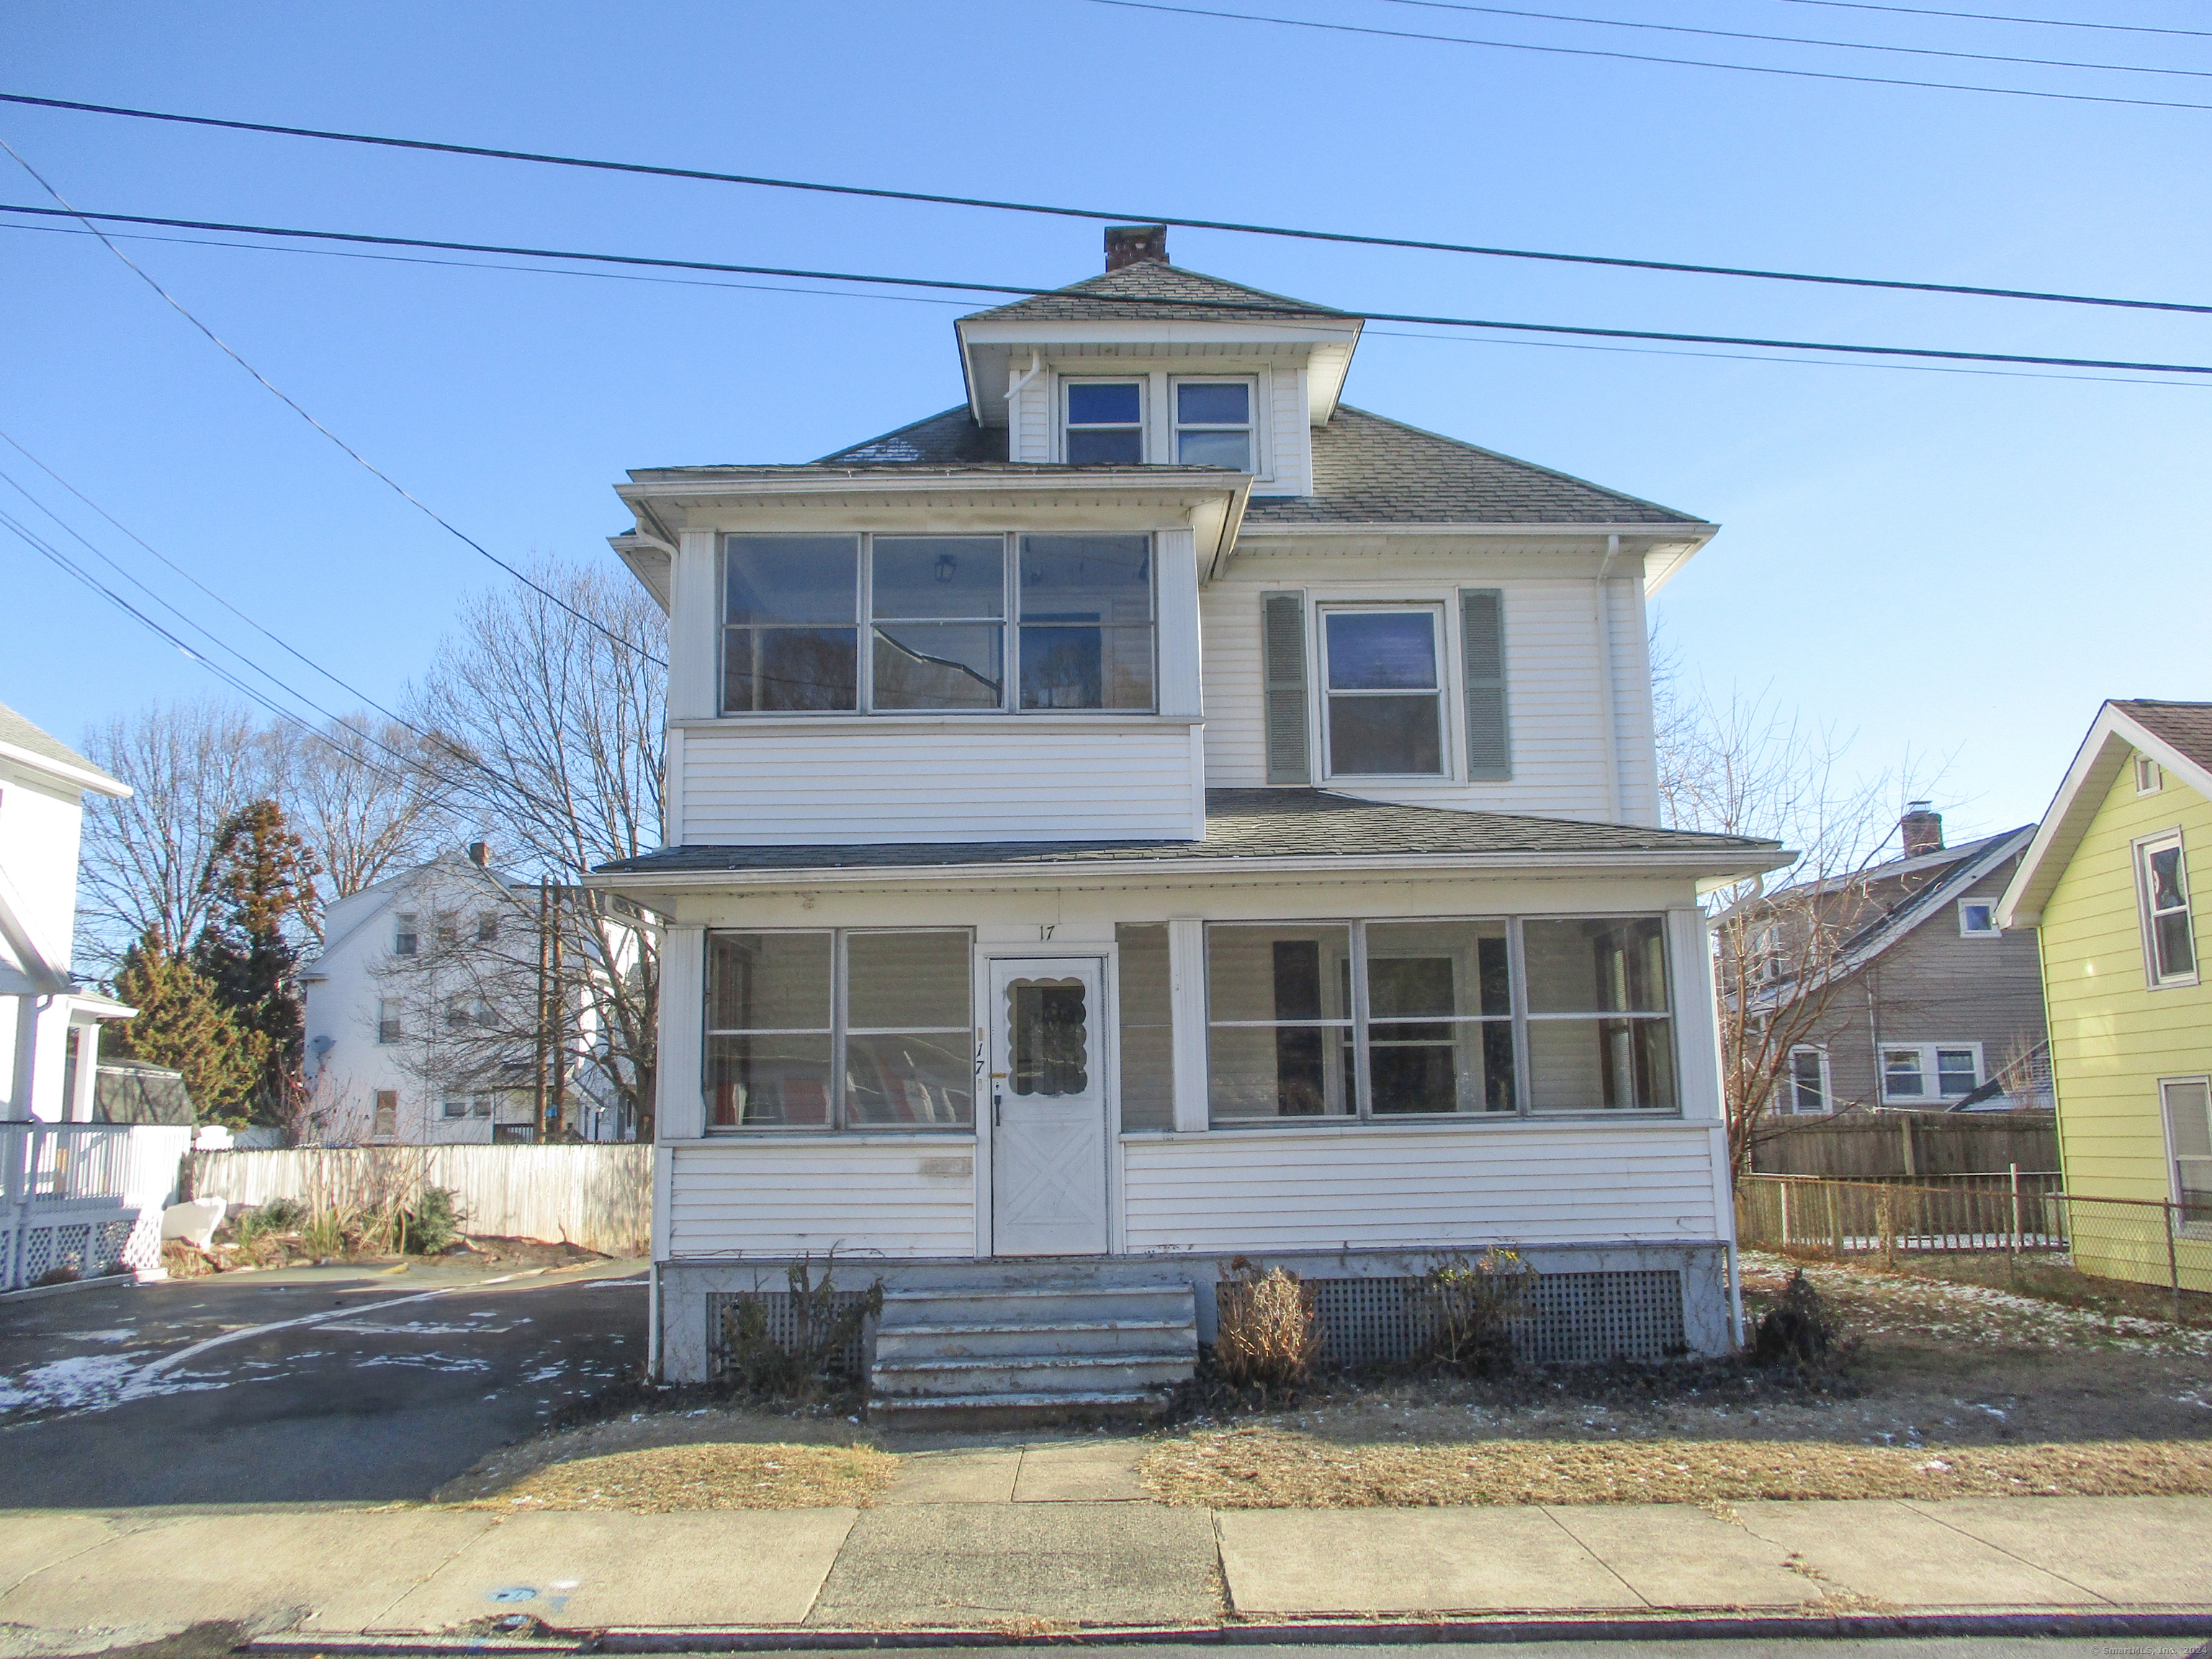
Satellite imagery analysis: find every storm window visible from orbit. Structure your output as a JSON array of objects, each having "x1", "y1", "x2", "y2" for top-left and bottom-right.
[
  {"x1": 1206, "y1": 914, "x2": 1673, "y2": 1125},
  {"x1": 721, "y1": 534, "x2": 1154, "y2": 716},
  {"x1": 2136, "y1": 830, "x2": 2197, "y2": 987},
  {"x1": 1174, "y1": 379, "x2": 1253, "y2": 471},
  {"x1": 705, "y1": 929, "x2": 973, "y2": 1132},
  {"x1": 1063, "y1": 381, "x2": 1143, "y2": 464},
  {"x1": 1321, "y1": 607, "x2": 1446, "y2": 777}
]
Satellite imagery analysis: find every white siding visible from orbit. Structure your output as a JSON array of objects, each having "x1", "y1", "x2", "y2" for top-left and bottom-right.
[
  {"x1": 680, "y1": 723, "x2": 1202, "y2": 843},
  {"x1": 1121, "y1": 1123, "x2": 1722, "y2": 1252},
  {"x1": 1609, "y1": 576, "x2": 1660, "y2": 825},
  {"x1": 667, "y1": 1140, "x2": 976, "y2": 1257},
  {"x1": 1200, "y1": 573, "x2": 1623, "y2": 819},
  {"x1": 1259, "y1": 367, "x2": 1312, "y2": 498}
]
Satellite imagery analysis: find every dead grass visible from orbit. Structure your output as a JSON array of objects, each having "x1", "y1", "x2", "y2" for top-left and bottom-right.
[
  {"x1": 434, "y1": 1403, "x2": 891, "y2": 1510},
  {"x1": 1141, "y1": 1427, "x2": 2212, "y2": 1509}
]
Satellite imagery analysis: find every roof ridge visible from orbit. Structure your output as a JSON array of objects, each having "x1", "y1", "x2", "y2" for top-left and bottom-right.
[{"x1": 960, "y1": 260, "x2": 1347, "y2": 324}]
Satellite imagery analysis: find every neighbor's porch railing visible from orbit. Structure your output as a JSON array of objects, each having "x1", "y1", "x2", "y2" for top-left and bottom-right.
[
  {"x1": 1, "y1": 1121, "x2": 135, "y2": 1208},
  {"x1": 1736, "y1": 1173, "x2": 2212, "y2": 1320}
]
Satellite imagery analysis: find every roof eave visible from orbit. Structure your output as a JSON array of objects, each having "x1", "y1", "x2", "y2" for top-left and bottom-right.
[
  {"x1": 0, "y1": 735, "x2": 130, "y2": 799},
  {"x1": 1999, "y1": 703, "x2": 2212, "y2": 927},
  {"x1": 585, "y1": 843, "x2": 1793, "y2": 895}
]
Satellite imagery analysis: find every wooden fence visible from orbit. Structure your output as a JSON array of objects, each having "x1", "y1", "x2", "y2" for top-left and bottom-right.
[
  {"x1": 188, "y1": 1144, "x2": 652, "y2": 1258},
  {"x1": 1737, "y1": 1172, "x2": 2066, "y2": 1259},
  {"x1": 1750, "y1": 1110, "x2": 2056, "y2": 1181}
]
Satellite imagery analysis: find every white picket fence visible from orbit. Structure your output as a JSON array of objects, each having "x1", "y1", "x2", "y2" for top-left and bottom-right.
[{"x1": 189, "y1": 1144, "x2": 652, "y2": 1258}]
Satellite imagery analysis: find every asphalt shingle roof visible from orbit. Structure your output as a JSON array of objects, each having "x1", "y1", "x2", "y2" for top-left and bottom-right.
[
  {"x1": 961, "y1": 260, "x2": 1346, "y2": 325},
  {"x1": 817, "y1": 408, "x2": 1009, "y2": 464},
  {"x1": 1244, "y1": 407, "x2": 1705, "y2": 527},
  {"x1": 597, "y1": 788, "x2": 1777, "y2": 877},
  {"x1": 2116, "y1": 699, "x2": 2212, "y2": 775},
  {"x1": 0, "y1": 700, "x2": 119, "y2": 786}
]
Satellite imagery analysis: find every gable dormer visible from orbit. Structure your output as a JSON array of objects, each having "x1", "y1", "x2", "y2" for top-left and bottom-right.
[{"x1": 955, "y1": 227, "x2": 1362, "y2": 500}]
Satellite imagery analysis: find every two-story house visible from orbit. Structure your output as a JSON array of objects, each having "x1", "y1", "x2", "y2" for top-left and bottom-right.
[
  {"x1": 588, "y1": 228, "x2": 1786, "y2": 1409},
  {"x1": 302, "y1": 845, "x2": 632, "y2": 1144}
]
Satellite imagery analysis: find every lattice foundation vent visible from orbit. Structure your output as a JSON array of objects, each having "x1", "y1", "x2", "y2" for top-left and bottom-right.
[
  {"x1": 706, "y1": 1289, "x2": 874, "y2": 1380},
  {"x1": 1306, "y1": 1269, "x2": 1685, "y2": 1364}
]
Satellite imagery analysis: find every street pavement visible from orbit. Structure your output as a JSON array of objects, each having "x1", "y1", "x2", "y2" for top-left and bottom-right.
[{"x1": 0, "y1": 1259, "x2": 647, "y2": 1506}]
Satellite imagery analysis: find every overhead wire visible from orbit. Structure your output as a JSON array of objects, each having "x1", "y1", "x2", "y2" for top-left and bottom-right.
[
  {"x1": 1074, "y1": 0, "x2": 2212, "y2": 111},
  {"x1": 0, "y1": 435, "x2": 637, "y2": 831},
  {"x1": 1, "y1": 92, "x2": 2204, "y2": 315},
  {"x1": 1376, "y1": 0, "x2": 2211, "y2": 75},
  {"x1": 6, "y1": 217, "x2": 2202, "y2": 390},
  {"x1": 4, "y1": 201, "x2": 2206, "y2": 376},
  {"x1": 1768, "y1": 0, "x2": 2212, "y2": 40},
  {"x1": 0, "y1": 135, "x2": 667, "y2": 668}
]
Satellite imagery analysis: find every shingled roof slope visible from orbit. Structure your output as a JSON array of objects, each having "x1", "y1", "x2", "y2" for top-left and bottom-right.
[
  {"x1": 598, "y1": 788, "x2": 1779, "y2": 876},
  {"x1": 2114, "y1": 699, "x2": 2212, "y2": 774},
  {"x1": 961, "y1": 260, "x2": 1346, "y2": 325},
  {"x1": 0, "y1": 701, "x2": 122, "y2": 788},
  {"x1": 817, "y1": 407, "x2": 1008, "y2": 465},
  {"x1": 1245, "y1": 407, "x2": 1707, "y2": 527}
]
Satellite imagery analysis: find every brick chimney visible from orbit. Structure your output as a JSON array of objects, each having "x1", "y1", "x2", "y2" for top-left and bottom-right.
[
  {"x1": 467, "y1": 841, "x2": 491, "y2": 868},
  {"x1": 1899, "y1": 801, "x2": 1943, "y2": 859},
  {"x1": 1105, "y1": 223, "x2": 1168, "y2": 271}
]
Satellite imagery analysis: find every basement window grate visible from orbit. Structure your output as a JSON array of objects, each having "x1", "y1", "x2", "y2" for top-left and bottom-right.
[{"x1": 705, "y1": 1289, "x2": 874, "y2": 1380}]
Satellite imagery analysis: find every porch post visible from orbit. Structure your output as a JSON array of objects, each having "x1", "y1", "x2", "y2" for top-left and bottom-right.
[
  {"x1": 1167, "y1": 917, "x2": 1208, "y2": 1133},
  {"x1": 68, "y1": 1020, "x2": 101, "y2": 1123},
  {"x1": 657, "y1": 925, "x2": 706, "y2": 1142}
]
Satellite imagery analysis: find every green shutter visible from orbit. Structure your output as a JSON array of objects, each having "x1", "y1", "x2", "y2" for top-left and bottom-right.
[
  {"x1": 1262, "y1": 591, "x2": 1310, "y2": 785},
  {"x1": 1460, "y1": 588, "x2": 1511, "y2": 781}
]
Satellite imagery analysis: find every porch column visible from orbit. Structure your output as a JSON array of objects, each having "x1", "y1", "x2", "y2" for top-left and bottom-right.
[
  {"x1": 1167, "y1": 917, "x2": 1209, "y2": 1133},
  {"x1": 68, "y1": 1020, "x2": 101, "y2": 1122},
  {"x1": 657, "y1": 925, "x2": 706, "y2": 1141},
  {"x1": 8, "y1": 995, "x2": 40, "y2": 1122}
]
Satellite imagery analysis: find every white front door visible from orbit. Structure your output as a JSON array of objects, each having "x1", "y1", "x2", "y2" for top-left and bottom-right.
[{"x1": 989, "y1": 956, "x2": 1108, "y2": 1256}]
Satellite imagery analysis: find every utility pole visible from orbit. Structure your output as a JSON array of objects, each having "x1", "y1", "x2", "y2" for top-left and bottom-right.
[
  {"x1": 549, "y1": 884, "x2": 567, "y2": 1141},
  {"x1": 534, "y1": 878, "x2": 551, "y2": 1140}
]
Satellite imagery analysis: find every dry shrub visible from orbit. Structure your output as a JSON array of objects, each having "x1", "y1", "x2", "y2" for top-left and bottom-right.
[
  {"x1": 1214, "y1": 1259, "x2": 1325, "y2": 1390},
  {"x1": 1753, "y1": 1267, "x2": 1838, "y2": 1369},
  {"x1": 1423, "y1": 1247, "x2": 1536, "y2": 1376},
  {"x1": 724, "y1": 1254, "x2": 883, "y2": 1399}
]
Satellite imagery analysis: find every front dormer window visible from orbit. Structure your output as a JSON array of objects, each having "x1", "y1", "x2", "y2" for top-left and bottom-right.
[
  {"x1": 1174, "y1": 379, "x2": 1253, "y2": 471},
  {"x1": 1064, "y1": 381, "x2": 1143, "y2": 463}
]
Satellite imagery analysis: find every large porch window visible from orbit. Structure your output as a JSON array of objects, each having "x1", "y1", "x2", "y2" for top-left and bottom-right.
[
  {"x1": 706, "y1": 929, "x2": 974, "y2": 1130},
  {"x1": 1205, "y1": 915, "x2": 1676, "y2": 1124}
]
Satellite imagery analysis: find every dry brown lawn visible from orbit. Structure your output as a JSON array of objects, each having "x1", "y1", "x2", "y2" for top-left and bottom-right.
[
  {"x1": 1141, "y1": 1430, "x2": 2212, "y2": 1509},
  {"x1": 435, "y1": 1404, "x2": 891, "y2": 1510}
]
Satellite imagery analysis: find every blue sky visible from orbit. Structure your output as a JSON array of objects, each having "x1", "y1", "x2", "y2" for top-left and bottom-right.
[{"x1": 4, "y1": 0, "x2": 2206, "y2": 840}]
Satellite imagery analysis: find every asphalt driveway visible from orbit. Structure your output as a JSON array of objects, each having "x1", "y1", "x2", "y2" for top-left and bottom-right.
[{"x1": 0, "y1": 1261, "x2": 646, "y2": 1507}]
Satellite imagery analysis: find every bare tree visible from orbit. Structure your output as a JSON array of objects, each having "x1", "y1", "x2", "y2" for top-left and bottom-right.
[
  {"x1": 78, "y1": 700, "x2": 273, "y2": 965},
  {"x1": 268, "y1": 714, "x2": 454, "y2": 932},
  {"x1": 409, "y1": 562, "x2": 665, "y2": 1138},
  {"x1": 1656, "y1": 675, "x2": 1926, "y2": 1183}
]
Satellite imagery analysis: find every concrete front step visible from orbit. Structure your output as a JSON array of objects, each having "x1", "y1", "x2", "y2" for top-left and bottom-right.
[
  {"x1": 866, "y1": 1277, "x2": 1197, "y2": 1423},
  {"x1": 865, "y1": 1385, "x2": 1179, "y2": 1431}
]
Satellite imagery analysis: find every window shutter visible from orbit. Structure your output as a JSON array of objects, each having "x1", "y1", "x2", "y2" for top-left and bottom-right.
[
  {"x1": 1460, "y1": 588, "x2": 1511, "y2": 781},
  {"x1": 1262, "y1": 591, "x2": 1310, "y2": 785}
]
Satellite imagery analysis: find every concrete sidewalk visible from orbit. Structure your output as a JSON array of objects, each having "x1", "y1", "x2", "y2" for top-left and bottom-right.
[{"x1": 4, "y1": 1485, "x2": 2211, "y2": 1649}]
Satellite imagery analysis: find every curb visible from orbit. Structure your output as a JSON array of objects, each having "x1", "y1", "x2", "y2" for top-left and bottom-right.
[{"x1": 246, "y1": 1607, "x2": 2212, "y2": 1653}]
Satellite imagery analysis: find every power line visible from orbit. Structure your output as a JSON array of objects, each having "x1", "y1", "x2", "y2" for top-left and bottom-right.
[
  {"x1": 0, "y1": 138, "x2": 667, "y2": 670},
  {"x1": 1, "y1": 93, "x2": 2203, "y2": 315},
  {"x1": 1379, "y1": 0, "x2": 2208, "y2": 75},
  {"x1": 12, "y1": 217, "x2": 2198, "y2": 389},
  {"x1": 6, "y1": 201, "x2": 2208, "y2": 376},
  {"x1": 1770, "y1": 0, "x2": 2212, "y2": 40},
  {"x1": 1076, "y1": 0, "x2": 2212, "y2": 110}
]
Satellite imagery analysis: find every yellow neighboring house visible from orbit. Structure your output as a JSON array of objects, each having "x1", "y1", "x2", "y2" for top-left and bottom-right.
[{"x1": 1999, "y1": 699, "x2": 2212, "y2": 1294}]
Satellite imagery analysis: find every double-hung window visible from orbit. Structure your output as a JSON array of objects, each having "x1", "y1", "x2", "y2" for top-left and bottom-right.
[
  {"x1": 1880, "y1": 1043, "x2": 1981, "y2": 1103},
  {"x1": 1064, "y1": 381, "x2": 1144, "y2": 463},
  {"x1": 2163, "y1": 1076, "x2": 2212, "y2": 1233},
  {"x1": 721, "y1": 534, "x2": 1154, "y2": 715},
  {"x1": 1321, "y1": 606, "x2": 1446, "y2": 777},
  {"x1": 1205, "y1": 914, "x2": 1673, "y2": 1123},
  {"x1": 393, "y1": 912, "x2": 418, "y2": 957},
  {"x1": 1174, "y1": 380, "x2": 1253, "y2": 471},
  {"x1": 1786, "y1": 1046, "x2": 1831, "y2": 1114},
  {"x1": 706, "y1": 929, "x2": 973, "y2": 1131},
  {"x1": 2136, "y1": 830, "x2": 2197, "y2": 987}
]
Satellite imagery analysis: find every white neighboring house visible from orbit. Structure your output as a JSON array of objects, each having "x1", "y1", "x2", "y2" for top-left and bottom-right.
[
  {"x1": 301, "y1": 845, "x2": 631, "y2": 1144},
  {"x1": 588, "y1": 228, "x2": 1789, "y2": 1406},
  {"x1": 1, "y1": 701, "x2": 136, "y2": 1122}
]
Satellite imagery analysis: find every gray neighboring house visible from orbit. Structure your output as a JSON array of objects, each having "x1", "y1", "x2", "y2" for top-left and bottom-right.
[{"x1": 1766, "y1": 804, "x2": 2047, "y2": 1117}]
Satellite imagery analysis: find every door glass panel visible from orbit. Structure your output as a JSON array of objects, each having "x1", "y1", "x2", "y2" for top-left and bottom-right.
[{"x1": 1008, "y1": 979, "x2": 1089, "y2": 1097}]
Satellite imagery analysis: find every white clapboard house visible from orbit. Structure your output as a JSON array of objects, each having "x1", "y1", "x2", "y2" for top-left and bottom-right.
[{"x1": 590, "y1": 228, "x2": 1786, "y2": 1411}]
